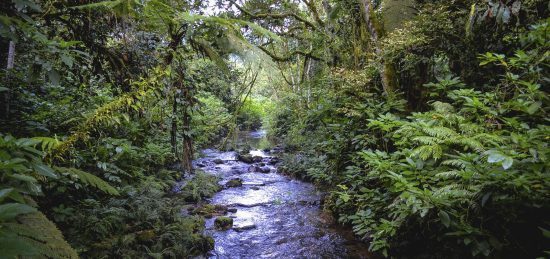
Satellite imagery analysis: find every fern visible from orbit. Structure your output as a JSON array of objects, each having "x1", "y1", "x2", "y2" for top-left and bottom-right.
[
  {"x1": 411, "y1": 144, "x2": 443, "y2": 160},
  {"x1": 413, "y1": 136, "x2": 443, "y2": 145},
  {"x1": 31, "y1": 137, "x2": 61, "y2": 152},
  {"x1": 435, "y1": 170, "x2": 464, "y2": 179},
  {"x1": 422, "y1": 126, "x2": 458, "y2": 138},
  {"x1": 2, "y1": 211, "x2": 78, "y2": 258},
  {"x1": 55, "y1": 167, "x2": 119, "y2": 195}
]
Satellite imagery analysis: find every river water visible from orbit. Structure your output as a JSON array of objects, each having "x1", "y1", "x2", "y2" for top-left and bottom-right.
[{"x1": 193, "y1": 130, "x2": 371, "y2": 258}]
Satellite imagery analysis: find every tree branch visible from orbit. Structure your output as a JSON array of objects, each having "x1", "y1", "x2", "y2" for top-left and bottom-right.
[
  {"x1": 257, "y1": 44, "x2": 322, "y2": 62},
  {"x1": 229, "y1": 0, "x2": 320, "y2": 32}
]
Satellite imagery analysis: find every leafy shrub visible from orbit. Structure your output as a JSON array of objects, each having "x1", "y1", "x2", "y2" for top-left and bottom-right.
[{"x1": 280, "y1": 19, "x2": 550, "y2": 258}]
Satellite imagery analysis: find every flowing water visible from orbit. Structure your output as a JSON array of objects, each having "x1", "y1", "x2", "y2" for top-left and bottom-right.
[{"x1": 193, "y1": 130, "x2": 372, "y2": 259}]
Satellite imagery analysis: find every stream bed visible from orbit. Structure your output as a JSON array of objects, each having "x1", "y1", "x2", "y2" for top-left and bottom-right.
[{"x1": 192, "y1": 130, "x2": 371, "y2": 258}]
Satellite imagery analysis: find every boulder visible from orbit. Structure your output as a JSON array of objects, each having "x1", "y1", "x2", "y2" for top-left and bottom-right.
[
  {"x1": 252, "y1": 156, "x2": 263, "y2": 163},
  {"x1": 233, "y1": 223, "x2": 256, "y2": 232},
  {"x1": 237, "y1": 154, "x2": 254, "y2": 164},
  {"x1": 191, "y1": 204, "x2": 227, "y2": 218},
  {"x1": 259, "y1": 166, "x2": 271, "y2": 173},
  {"x1": 213, "y1": 158, "x2": 224, "y2": 164},
  {"x1": 214, "y1": 217, "x2": 233, "y2": 230},
  {"x1": 225, "y1": 178, "x2": 243, "y2": 188}
]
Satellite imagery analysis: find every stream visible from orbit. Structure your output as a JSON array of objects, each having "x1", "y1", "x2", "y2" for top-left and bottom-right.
[{"x1": 192, "y1": 130, "x2": 371, "y2": 258}]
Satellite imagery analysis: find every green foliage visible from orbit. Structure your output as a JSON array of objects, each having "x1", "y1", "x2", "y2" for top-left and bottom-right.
[
  {"x1": 0, "y1": 135, "x2": 78, "y2": 258},
  {"x1": 178, "y1": 171, "x2": 221, "y2": 202},
  {"x1": 55, "y1": 167, "x2": 119, "y2": 195},
  {"x1": 192, "y1": 92, "x2": 232, "y2": 147},
  {"x1": 58, "y1": 177, "x2": 213, "y2": 258},
  {"x1": 237, "y1": 97, "x2": 269, "y2": 130},
  {"x1": 274, "y1": 17, "x2": 549, "y2": 258}
]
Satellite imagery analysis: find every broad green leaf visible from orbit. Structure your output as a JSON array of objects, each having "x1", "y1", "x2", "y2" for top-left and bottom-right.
[
  {"x1": 0, "y1": 203, "x2": 36, "y2": 221},
  {"x1": 60, "y1": 54, "x2": 73, "y2": 68},
  {"x1": 9, "y1": 174, "x2": 37, "y2": 183},
  {"x1": 439, "y1": 210, "x2": 451, "y2": 228},
  {"x1": 526, "y1": 101, "x2": 542, "y2": 114},
  {"x1": 32, "y1": 164, "x2": 58, "y2": 178}
]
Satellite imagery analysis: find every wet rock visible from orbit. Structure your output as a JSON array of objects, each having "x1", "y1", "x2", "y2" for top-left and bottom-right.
[
  {"x1": 227, "y1": 208, "x2": 237, "y2": 213},
  {"x1": 233, "y1": 223, "x2": 256, "y2": 232},
  {"x1": 268, "y1": 157, "x2": 280, "y2": 165},
  {"x1": 214, "y1": 216, "x2": 233, "y2": 230},
  {"x1": 252, "y1": 156, "x2": 263, "y2": 163},
  {"x1": 191, "y1": 204, "x2": 227, "y2": 218},
  {"x1": 196, "y1": 162, "x2": 206, "y2": 168},
  {"x1": 237, "y1": 154, "x2": 254, "y2": 164},
  {"x1": 251, "y1": 186, "x2": 260, "y2": 190},
  {"x1": 213, "y1": 158, "x2": 224, "y2": 164},
  {"x1": 225, "y1": 178, "x2": 243, "y2": 188},
  {"x1": 248, "y1": 165, "x2": 261, "y2": 172},
  {"x1": 248, "y1": 165, "x2": 270, "y2": 173},
  {"x1": 259, "y1": 162, "x2": 266, "y2": 166},
  {"x1": 263, "y1": 148, "x2": 271, "y2": 152}
]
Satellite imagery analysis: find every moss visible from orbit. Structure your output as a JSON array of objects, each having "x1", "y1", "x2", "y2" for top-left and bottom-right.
[
  {"x1": 225, "y1": 178, "x2": 243, "y2": 188},
  {"x1": 191, "y1": 204, "x2": 227, "y2": 218},
  {"x1": 214, "y1": 217, "x2": 233, "y2": 230}
]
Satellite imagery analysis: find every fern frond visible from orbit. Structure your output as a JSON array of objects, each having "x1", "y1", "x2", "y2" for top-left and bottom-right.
[
  {"x1": 31, "y1": 137, "x2": 61, "y2": 151},
  {"x1": 55, "y1": 167, "x2": 119, "y2": 195},
  {"x1": 457, "y1": 137, "x2": 485, "y2": 152},
  {"x1": 411, "y1": 144, "x2": 443, "y2": 160},
  {"x1": 413, "y1": 136, "x2": 443, "y2": 145},
  {"x1": 3, "y1": 211, "x2": 78, "y2": 258},
  {"x1": 435, "y1": 170, "x2": 463, "y2": 179},
  {"x1": 441, "y1": 159, "x2": 470, "y2": 169},
  {"x1": 422, "y1": 126, "x2": 458, "y2": 138}
]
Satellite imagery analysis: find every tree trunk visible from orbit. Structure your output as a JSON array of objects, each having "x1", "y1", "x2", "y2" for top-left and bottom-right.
[
  {"x1": 181, "y1": 85, "x2": 194, "y2": 173},
  {"x1": 170, "y1": 94, "x2": 179, "y2": 159},
  {"x1": 7, "y1": 41, "x2": 15, "y2": 69},
  {"x1": 3, "y1": 41, "x2": 15, "y2": 120},
  {"x1": 358, "y1": 0, "x2": 397, "y2": 94}
]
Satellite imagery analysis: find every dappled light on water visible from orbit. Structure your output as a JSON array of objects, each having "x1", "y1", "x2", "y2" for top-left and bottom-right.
[{"x1": 193, "y1": 130, "x2": 372, "y2": 258}]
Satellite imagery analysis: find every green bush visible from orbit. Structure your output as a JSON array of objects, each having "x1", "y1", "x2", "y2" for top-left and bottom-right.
[{"x1": 279, "y1": 20, "x2": 550, "y2": 258}]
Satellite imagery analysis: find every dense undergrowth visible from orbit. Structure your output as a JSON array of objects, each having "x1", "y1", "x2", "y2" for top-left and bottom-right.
[
  {"x1": 0, "y1": 0, "x2": 267, "y2": 257},
  {"x1": 272, "y1": 3, "x2": 549, "y2": 258}
]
